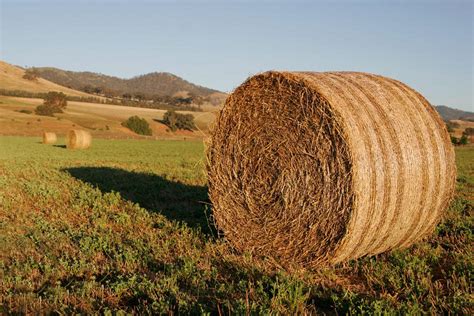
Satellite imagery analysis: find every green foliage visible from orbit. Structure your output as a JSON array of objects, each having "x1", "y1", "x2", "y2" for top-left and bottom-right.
[
  {"x1": 452, "y1": 135, "x2": 470, "y2": 145},
  {"x1": 0, "y1": 137, "x2": 472, "y2": 314},
  {"x1": 451, "y1": 136, "x2": 459, "y2": 145},
  {"x1": 162, "y1": 110, "x2": 197, "y2": 132},
  {"x1": 121, "y1": 116, "x2": 152, "y2": 135},
  {"x1": 459, "y1": 135, "x2": 469, "y2": 145}
]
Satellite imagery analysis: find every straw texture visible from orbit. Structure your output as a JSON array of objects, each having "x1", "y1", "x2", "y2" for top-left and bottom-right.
[
  {"x1": 207, "y1": 71, "x2": 456, "y2": 268},
  {"x1": 67, "y1": 130, "x2": 91, "y2": 149},
  {"x1": 42, "y1": 132, "x2": 57, "y2": 144}
]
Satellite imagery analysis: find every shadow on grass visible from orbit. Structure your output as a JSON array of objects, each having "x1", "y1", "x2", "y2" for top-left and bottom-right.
[
  {"x1": 64, "y1": 166, "x2": 214, "y2": 234},
  {"x1": 53, "y1": 145, "x2": 67, "y2": 148}
]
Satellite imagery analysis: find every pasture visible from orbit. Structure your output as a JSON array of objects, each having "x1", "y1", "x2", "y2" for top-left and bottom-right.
[
  {"x1": 0, "y1": 95, "x2": 217, "y2": 139},
  {"x1": 0, "y1": 136, "x2": 472, "y2": 314}
]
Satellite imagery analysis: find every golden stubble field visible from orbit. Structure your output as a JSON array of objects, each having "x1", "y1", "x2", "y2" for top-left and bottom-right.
[{"x1": 0, "y1": 96, "x2": 218, "y2": 140}]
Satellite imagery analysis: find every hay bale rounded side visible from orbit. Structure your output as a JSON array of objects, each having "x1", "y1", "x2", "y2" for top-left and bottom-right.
[
  {"x1": 42, "y1": 132, "x2": 57, "y2": 144},
  {"x1": 207, "y1": 71, "x2": 456, "y2": 268},
  {"x1": 67, "y1": 130, "x2": 91, "y2": 149}
]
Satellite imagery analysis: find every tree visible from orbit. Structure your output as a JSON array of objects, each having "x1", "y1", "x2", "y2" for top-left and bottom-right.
[
  {"x1": 450, "y1": 136, "x2": 459, "y2": 145},
  {"x1": 463, "y1": 127, "x2": 474, "y2": 136},
  {"x1": 35, "y1": 91, "x2": 68, "y2": 116},
  {"x1": 459, "y1": 135, "x2": 469, "y2": 145},
  {"x1": 44, "y1": 92, "x2": 68, "y2": 109},
  {"x1": 23, "y1": 68, "x2": 40, "y2": 81},
  {"x1": 82, "y1": 85, "x2": 95, "y2": 94},
  {"x1": 121, "y1": 116, "x2": 152, "y2": 135}
]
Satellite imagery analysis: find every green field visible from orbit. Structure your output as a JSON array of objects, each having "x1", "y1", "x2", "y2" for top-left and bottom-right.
[{"x1": 0, "y1": 136, "x2": 472, "y2": 314}]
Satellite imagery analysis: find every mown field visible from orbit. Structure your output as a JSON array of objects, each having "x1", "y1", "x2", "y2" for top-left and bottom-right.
[
  {"x1": 0, "y1": 136, "x2": 472, "y2": 314},
  {"x1": 0, "y1": 96, "x2": 217, "y2": 140}
]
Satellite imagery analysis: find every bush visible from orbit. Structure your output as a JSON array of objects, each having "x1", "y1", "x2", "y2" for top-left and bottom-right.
[
  {"x1": 451, "y1": 135, "x2": 469, "y2": 146},
  {"x1": 17, "y1": 109, "x2": 32, "y2": 114},
  {"x1": 459, "y1": 135, "x2": 469, "y2": 145},
  {"x1": 122, "y1": 116, "x2": 152, "y2": 135},
  {"x1": 162, "y1": 110, "x2": 197, "y2": 132},
  {"x1": 35, "y1": 104, "x2": 63, "y2": 116}
]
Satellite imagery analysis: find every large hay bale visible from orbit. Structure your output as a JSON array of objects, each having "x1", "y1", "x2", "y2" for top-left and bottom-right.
[
  {"x1": 207, "y1": 71, "x2": 456, "y2": 268},
  {"x1": 67, "y1": 129, "x2": 91, "y2": 149},
  {"x1": 42, "y1": 132, "x2": 57, "y2": 144}
]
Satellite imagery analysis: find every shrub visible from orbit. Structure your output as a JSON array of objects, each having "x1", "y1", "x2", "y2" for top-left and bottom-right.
[
  {"x1": 459, "y1": 135, "x2": 469, "y2": 145},
  {"x1": 122, "y1": 116, "x2": 152, "y2": 135},
  {"x1": 162, "y1": 110, "x2": 197, "y2": 132},
  {"x1": 17, "y1": 109, "x2": 32, "y2": 114},
  {"x1": 35, "y1": 104, "x2": 63, "y2": 116}
]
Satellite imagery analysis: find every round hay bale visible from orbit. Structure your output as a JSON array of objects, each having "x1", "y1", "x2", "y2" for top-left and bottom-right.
[
  {"x1": 42, "y1": 132, "x2": 57, "y2": 144},
  {"x1": 207, "y1": 71, "x2": 456, "y2": 268},
  {"x1": 67, "y1": 129, "x2": 91, "y2": 149}
]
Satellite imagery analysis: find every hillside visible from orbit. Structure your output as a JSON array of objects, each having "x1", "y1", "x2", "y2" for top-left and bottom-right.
[
  {"x1": 0, "y1": 95, "x2": 216, "y2": 140},
  {"x1": 435, "y1": 105, "x2": 474, "y2": 121},
  {"x1": 34, "y1": 66, "x2": 224, "y2": 101},
  {"x1": 0, "y1": 61, "x2": 98, "y2": 98}
]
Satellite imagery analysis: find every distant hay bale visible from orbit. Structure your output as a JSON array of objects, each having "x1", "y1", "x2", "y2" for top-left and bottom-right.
[
  {"x1": 207, "y1": 71, "x2": 456, "y2": 268},
  {"x1": 42, "y1": 132, "x2": 57, "y2": 144},
  {"x1": 67, "y1": 129, "x2": 91, "y2": 149}
]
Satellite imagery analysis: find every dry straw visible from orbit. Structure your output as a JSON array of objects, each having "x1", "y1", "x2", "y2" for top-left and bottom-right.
[
  {"x1": 42, "y1": 132, "x2": 57, "y2": 144},
  {"x1": 207, "y1": 71, "x2": 456, "y2": 268},
  {"x1": 67, "y1": 129, "x2": 91, "y2": 149}
]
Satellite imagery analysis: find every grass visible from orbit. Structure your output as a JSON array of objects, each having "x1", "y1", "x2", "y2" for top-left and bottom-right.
[
  {"x1": 0, "y1": 61, "x2": 93, "y2": 97},
  {"x1": 0, "y1": 95, "x2": 216, "y2": 139},
  {"x1": 0, "y1": 136, "x2": 472, "y2": 314}
]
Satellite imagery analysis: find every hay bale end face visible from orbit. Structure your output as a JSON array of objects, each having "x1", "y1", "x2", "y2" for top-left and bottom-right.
[
  {"x1": 207, "y1": 71, "x2": 456, "y2": 268},
  {"x1": 67, "y1": 130, "x2": 91, "y2": 149},
  {"x1": 42, "y1": 132, "x2": 57, "y2": 144}
]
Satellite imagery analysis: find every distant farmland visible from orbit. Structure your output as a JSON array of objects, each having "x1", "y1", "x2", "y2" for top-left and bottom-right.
[{"x1": 0, "y1": 95, "x2": 217, "y2": 139}]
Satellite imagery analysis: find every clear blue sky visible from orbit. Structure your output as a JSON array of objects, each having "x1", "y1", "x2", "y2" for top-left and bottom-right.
[{"x1": 1, "y1": 0, "x2": 472, "y2": 110}]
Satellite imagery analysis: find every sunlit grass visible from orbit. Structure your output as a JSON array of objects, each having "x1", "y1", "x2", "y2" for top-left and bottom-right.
[{"x1": 0, "y1": 136, "x2": 472, "y2": 314}]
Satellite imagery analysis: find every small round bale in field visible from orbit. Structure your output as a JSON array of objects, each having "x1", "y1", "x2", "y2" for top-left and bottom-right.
[
  {"x1": 67, "y1": 129, "x2": 91, "y2": 149},
  {"x1": 42, "y1": 132, "x2": 57, "y2": 144},
  {"x1": 207, "y1": 71, "x2": 456, "y2": 269}
]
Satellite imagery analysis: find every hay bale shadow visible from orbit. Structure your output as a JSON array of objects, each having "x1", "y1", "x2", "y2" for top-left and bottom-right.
[{"x1": 64, "y1": 166, "x2": 214, "y2": 235}]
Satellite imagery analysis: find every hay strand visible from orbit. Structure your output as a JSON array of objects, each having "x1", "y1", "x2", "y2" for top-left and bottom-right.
[
  {"x1": 207, "y1": 71, "x2": 456, "y2": 268},
  {"x1": 42, "y1": 132, "x2": 57, "y2": 144},
  {"x1": 67, "y1": 129, "x2": 91, "y2": 149}
]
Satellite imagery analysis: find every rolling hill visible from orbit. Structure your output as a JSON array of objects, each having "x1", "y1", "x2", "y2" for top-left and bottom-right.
[
  {"x1": 34, "y1": 66, "x2": 224, "y2": 101},
  {"x1": 435, "y1": 105, "x2": 474, "y2": 121},
  {"x1": 0, "y1": 61, "x2": 98, "y2": 98}
]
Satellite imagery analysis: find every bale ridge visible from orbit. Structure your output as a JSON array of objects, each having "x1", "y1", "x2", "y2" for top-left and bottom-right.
[
  {"x1": 42, "y1": 132, "x2": 57, "y2": 144},
  {"x1": 207, "y1": 71, "x2": 456, "y2": 268},
  {"x1": 67, "y1": 129, "x2": 91, "y2": 149}
]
